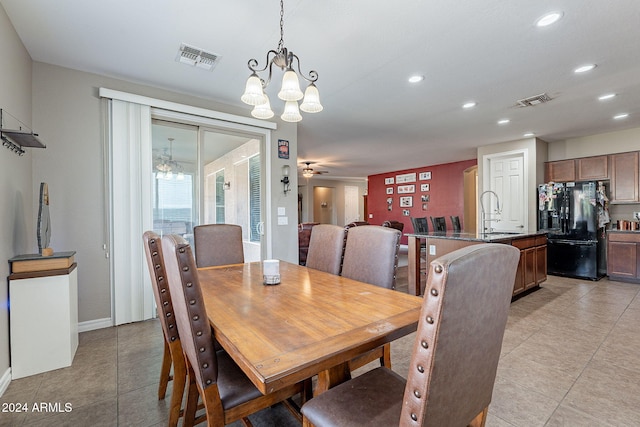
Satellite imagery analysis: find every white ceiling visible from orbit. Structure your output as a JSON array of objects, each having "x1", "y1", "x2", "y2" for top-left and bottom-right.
[{"x1": 3, "y1": 0, "x2": 640, "y2": 179}]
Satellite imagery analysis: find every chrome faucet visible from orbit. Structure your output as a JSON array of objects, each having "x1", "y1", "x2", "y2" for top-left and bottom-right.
[{"x1": 480, "y1": 190, "x2": 502, "y2": 233}]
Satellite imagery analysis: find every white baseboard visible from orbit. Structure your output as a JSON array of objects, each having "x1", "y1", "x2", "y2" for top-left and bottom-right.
[
  {"x1": 0, "y1": 368, "x2": 11, "y2": 397},
  {"x1": 78, "y1": 317, "x2": 112, "y2": 333}
]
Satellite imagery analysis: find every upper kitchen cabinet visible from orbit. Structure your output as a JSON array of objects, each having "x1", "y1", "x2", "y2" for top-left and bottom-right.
[
  {"x1": 610, "y1": 151, "x2": 639, "y2": 203},
  {"x1": 577, "y1": 155, "x2": 609, "y2": 181},
  {"x1": 545, "y1": 159, "x2": 575, "y2": 182}
]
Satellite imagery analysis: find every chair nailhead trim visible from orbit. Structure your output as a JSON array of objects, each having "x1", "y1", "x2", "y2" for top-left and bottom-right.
[
  {"x1": 417, "y1": 365, "x2": 424, "y2": 373},
  {"x1": 189, "y1": 299, "x2": 196, "y2": 305},
  {"x1": 179, "y1": 248, "x2": 185, "y2": 253},
  {"x1": 434, "y1": 265, "x2": 443, "y2": 273},
  {"x1": 199, "y1": 347, "x2": 205, "y2": 352},
  {"x1": 414, "y1": 390, "x2": 421, "y2": 398},
  {"x1": 197, "y1": 331, "x2": 202, "y2": 336},
  {"x1": 152, "y1": 250, "x2": 157, "y2": 256},
  {"x1": 155, "y1": 264, "x2": 160, "y2": 270},
  {"x1": 186, "y1": 282, "x2": 193, "y2": 287},
  {"x1": 411, "y1": 413, "x2": 418, "y2": 421},
  {"x1": 170, "y1": 336, "x2": 176, "y2": 341},
  {"x1": 421, "y1": 340, "x2": 428, "y2": 349},
  {"x1": 426, "y1": 316, "x2": 434, "y2": 324},
  {"x1": 166, "y1": 313, "x2": 171, "y2": 317},
  {"x1": 182, "y1": 266, "x2": 189, "y2": 271},
  {"x1": 206, "y1": 379, "x2": 212, "y2": 385},
  {"x1": 430, "y1": 289, "x2": 438, "y2": 296},
  {"x1": 158, "y1": 276, "x2": 164, "y2": 282},
  {"x1": 193, "y1": 315, "x2": 199, "y2": 320},
  {"x1": 163, "y1": 301, "x2": 168, "y2": 306},
  {"x1": 161, "y1": 288, "x2": 166, "y2": 293}
]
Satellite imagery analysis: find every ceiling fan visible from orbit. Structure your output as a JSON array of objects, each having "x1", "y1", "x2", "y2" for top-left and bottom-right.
[{"x1": 301, "y1": 162, "x2": 329, "y2": 178}]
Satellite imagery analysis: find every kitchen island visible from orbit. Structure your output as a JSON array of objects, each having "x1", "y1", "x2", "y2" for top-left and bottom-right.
[{"x1": 406, "y1": 231, "x2": 547, "y2": 297}]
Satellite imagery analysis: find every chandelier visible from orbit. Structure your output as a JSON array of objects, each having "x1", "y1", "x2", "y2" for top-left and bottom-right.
[
  {"x1": 155, "y1": 138, "x2": 184, "y2": 180},
  {"x1": 241, "y1": 0, "x2": 323, "y2": 122}
]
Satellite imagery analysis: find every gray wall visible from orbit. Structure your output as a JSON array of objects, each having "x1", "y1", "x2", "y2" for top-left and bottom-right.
[
  {"x1": 31, "y1": 61, "x2": 298, "y2": 325},
  {"x1": 0, "y1": 3, "x2": 35, "y2": 382}
]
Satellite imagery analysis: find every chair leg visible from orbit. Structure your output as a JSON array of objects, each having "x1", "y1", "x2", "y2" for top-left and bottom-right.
[
  {"x1": 168, "y1": 341, "x2": 187, "y2": 427},
  {"x1": 468, "y1": 406, "x2": 488, "y2": 427},
  {"x1": 303, "y1": 415, "x2": 314, "y2": 427},
  {"x1": 183, "y1": 367, "x2": 200, "y2": 427},
  {"x1": 158, "y1": 339, "x2": 172, "y2": 399}
]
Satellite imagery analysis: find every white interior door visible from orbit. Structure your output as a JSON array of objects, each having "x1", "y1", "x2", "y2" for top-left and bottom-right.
[{"x1": 488, "y1": 153, "x2": 526, "y2": 232}]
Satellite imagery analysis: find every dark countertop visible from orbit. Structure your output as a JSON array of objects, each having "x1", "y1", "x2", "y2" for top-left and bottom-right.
[{"x1": 404, "y1": 230, "x2": 547, "y2": 243}]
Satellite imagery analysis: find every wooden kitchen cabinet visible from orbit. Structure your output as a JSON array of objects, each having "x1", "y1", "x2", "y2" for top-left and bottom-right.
[
  {"x1": 610, "y1": 151, "x2": 639, "y2": 203},
  {"x1": 512, "y1": 235, "x2": 547, "y2": 295},
  {"x1": 545, "y1": 159, "x2": 576, "y2": 182},
  {"x1": 607, "y1": 231, "x2": 640, "y2": 282},
  {"x1": 577, "y1": 155, "x2": 609, "y2": 180}
]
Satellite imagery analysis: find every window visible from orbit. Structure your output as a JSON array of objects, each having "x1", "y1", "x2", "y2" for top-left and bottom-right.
[
  {"x1": 215, "y1": 170, "x2": 225, "y2": 223},
  {"x1": 249, "y1": 154, "x2": 261, "y2": 242}
]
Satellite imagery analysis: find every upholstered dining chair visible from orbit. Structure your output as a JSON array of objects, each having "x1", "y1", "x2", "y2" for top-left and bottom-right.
[
  {"x1": 193, "y1": 224, "x2": 244, "y2": 268},
  {"x1": 142, "y1": 231, "x2": 188, "y2": 427},
  {"x1": 161, "y1": 234, "x2": 308, "y2": 427},
  {"x1": 410, "y1": 216, "x2": 429, "y2": 234},
  {"x1": 450, "y1": 215, "x2": 462, "y2": 232},
  {"x1": 301, "y1": 243, "x2": 520, "y2": 427},
  {"x1": 341, "y1": 225, "x2": 401, "y2": 370},
  {"x1": 305, "y1": 224, "x2": 347, "y2": 275},
  {"x1": 382, "y1": 220, "x2": 405, "y2": 233},
  {"x1": 431, "y1": 216, "x2": 447, "y2": 232}
]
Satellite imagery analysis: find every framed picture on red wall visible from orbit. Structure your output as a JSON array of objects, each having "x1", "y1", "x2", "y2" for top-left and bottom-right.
[
  {"x1": 419, "y1": 171, "x2": 431, "y2": 180},
  {"x1": 386, "y1": 187, "x2": 394, "y2": 194},
  {"x1": 400, "y1": 196, "x2": 413, "y2": 207},
  {"x1": 398, "y1": 184, "x2": 415, "y2": 194},
  {"x1": 420, "y1": 183, "x2": 430, "y2": 192}
]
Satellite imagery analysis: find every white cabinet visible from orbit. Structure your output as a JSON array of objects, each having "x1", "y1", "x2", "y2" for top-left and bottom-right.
[{"x1": 9, "y1": 265, "x2": 78, "y2": 379}]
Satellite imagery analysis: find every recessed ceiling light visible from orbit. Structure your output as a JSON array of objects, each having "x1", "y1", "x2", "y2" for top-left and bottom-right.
[
  {"x1": 614, "y1": 113, "x2": 629, "y2": 120},
  {"x1": 574, "y1": 64, "x2": 596, "y2": 73},
  {"x1": 497, "y1": 119, "x2": 510, "y2": 125},
  {"x1": 523, "y1": 132, "x2": 535, "y2": 137},
  {"x1": 536, "y1": 11, "x2": 563, "y2": 27},
  {"x1": 598, "y1": 93, "x2": 616, "y2": 101},
  {"x1": 462, "y1": 102, "x2": 477, "y2": 109},
  {"x1": 408, "y1": 75, "x2": 425, "y2": 83}
]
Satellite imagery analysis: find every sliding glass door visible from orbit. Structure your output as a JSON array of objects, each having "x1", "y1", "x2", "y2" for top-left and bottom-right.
[{"x1": 150, "y1": 120, "x2": 263, "y2": 262}]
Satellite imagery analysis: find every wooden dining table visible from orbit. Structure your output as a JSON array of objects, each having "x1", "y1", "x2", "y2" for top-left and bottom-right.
[{"x1": 197, "y1": 260, "x2": 423, "y2": 396}]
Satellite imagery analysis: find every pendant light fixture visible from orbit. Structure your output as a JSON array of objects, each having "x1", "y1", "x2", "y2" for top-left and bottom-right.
[{"x1": 241, "y1": 0, "x2": 323, "y2": 122}]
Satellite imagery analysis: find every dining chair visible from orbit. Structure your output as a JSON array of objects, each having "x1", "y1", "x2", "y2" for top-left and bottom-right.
[
  {"x1": 161, "y1": 234, "x2": 308, "y2": 427},
  {"x1": 301, "y1": 243, "x2": 520, "y2": 427},
  {"x1": 341, "y1": 225, "x2": 401, "y2": 370},
  {"x1": 450, "y1": 215, "x2": 462, "y2": 232},
  {"x1": 431, "y1": 216, "x2": 447, "y2": 232},
  {"x1": 305, "y1": 224, "x2": 347, "y2": 275},
  {"x1": 410, "y1": 216, "x2": 429, "y2": 234},
  {"x1": 382, "y1": 220, "x2": 405, "y2": 233},
  {"x1": 142, "y1": 231, "x2": 188, "y2": 427},
  {"x1": 193, "y1": 224, "x2": 244, "y2": 268}
]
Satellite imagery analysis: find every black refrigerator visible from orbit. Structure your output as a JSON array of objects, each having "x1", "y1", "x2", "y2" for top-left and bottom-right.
[{"x1": 538, "y1": 181, "x2": 608, "y2": 280}]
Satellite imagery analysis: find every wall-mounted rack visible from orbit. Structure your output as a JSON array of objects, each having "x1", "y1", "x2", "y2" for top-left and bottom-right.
[{"x1": 1, "y1": 109, "x2": 46, "y2": 156}]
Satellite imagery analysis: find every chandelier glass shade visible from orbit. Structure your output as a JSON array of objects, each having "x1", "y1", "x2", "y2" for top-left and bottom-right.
[{"x1": 241, "y1": 0, "x2": 322, "y2": 122}]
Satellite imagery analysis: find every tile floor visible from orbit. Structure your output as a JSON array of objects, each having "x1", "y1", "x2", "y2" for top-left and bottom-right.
[{"x1": 2, "y1": 272, "x2": 640, "y2": 426}]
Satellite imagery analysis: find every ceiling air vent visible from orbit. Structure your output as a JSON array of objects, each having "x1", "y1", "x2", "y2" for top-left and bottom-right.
[
  {"x1": 517, "y1": 93, "x2": 552, "y2": 107},
  {"x1": 176, "y1": 43, "x2": 221, "y2": 71}
]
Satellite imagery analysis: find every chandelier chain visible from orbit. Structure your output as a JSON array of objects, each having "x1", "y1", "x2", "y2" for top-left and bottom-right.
[{"x1": 277, "y1": 0, "x2": 285, "y2": 52}]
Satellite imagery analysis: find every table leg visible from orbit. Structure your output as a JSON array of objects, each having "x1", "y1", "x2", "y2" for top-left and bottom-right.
[
  {"x1": 407, "y1": 236, "x2": 422, "y2": 296},
  {"x1": 315, "y1": 363, "x2": 351, "y2": 396}
]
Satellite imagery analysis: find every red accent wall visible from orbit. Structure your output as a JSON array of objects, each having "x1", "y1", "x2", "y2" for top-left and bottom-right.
[{"x1": 368, "y1": 159, "x2": 477, "y2": 244}]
